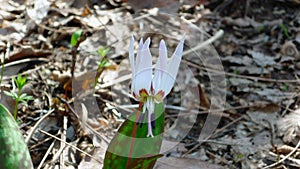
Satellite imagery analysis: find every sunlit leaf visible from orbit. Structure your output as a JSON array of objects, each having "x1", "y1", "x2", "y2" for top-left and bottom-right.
[{"x1": 71, "y1": 29, "x2": 83, "y2": 47}]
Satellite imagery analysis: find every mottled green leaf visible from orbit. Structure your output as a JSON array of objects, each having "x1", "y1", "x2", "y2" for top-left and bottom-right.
[
  {"x1": 127, "y1": 154, "x2": 163, "y2": 169},
  {"x1": 0, "y1": 104, "x2": 33, "y2": 169},
  {"x1": 103, "y1": 103, "x2": 165, "y2": 169}
]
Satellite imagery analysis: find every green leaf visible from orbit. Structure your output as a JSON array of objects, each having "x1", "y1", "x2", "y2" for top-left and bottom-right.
[
  {"x1": 104, "y1": 103, "x2": 165, "y2": 169},
  {"x1": 4, "y1": 91, "x2": 18, "y2": 100},
  {"x1": 14, "y1": 74, "x2": 27, "y2": 91},
  {"x1": 20, "y1": 100, "x2": 28, "y2": 106},
  {"x1": 97, "y1": 46, "x2": 110, "y2": 57},
  {"x1": 19, "y1": 93, "x2": 33, "y2": 101},
  {"x1": 12, "y1": 92, "x2": 18, "y2": 99},
  {"x1": 70, "y1": 29, "x2": 83, "y2": 47},
  {"x1": 19, "y1": 93, "x2": 27, "y2": 99},
  {"x1": 99, "y1": 60, "x2": 107, "y2": 68},
  {"x1": 24, "y1": 95, "x2": 34, "y2": 101},
  {"x1": 3, "y1": 91, "x2": 14, "y2": 97},
  {"x1": 127, "y1": 154, "x2": 163, "y2": 169},
  {"x1": 280, "y1": 23, "x2": 290, "y2": 38},
  {"x1": 233, "y1": 69, "x2": 238, "y2": 75},
  {"x1": 0, "y1": 104, "x2": 33, "y2": 169}
]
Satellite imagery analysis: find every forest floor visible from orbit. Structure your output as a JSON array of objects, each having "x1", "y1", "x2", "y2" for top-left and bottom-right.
[{"x1": 1, "y1": 0, "x2": 300, "y2": 168}]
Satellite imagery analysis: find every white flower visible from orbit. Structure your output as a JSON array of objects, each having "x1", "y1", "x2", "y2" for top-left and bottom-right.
[{"x1": 129, "y1": 34, "x2": 185, "y2": 137}]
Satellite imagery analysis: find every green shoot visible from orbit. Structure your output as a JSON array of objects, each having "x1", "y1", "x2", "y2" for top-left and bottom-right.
[
  {"x1": 97, "y1": 46, "x2": 110, "y2": 58},
  {"x1": 281, "y1": 83, "x2": 288, "y2": 91},
  {"x1": 94, "y1": 46, "x2": 110, "y2": 90},
  {"x1": 234, "y1": 153, "x2": 244, "y2": 163},
  {"x1": 70, "y1": 29, "x2": 83, "y2": 47},
  {"x1": 233, "y1": 69, "x2": 239, "y2": 75},
  {"x1": 280, "y1": 23, "x2": 290, "y2": 38},
  {"x1": 96, "y1": 46, "x2": 111, "y2": 72},
  {"x1": 4, "y1": 74, "x2": 33, "y2": 119}
]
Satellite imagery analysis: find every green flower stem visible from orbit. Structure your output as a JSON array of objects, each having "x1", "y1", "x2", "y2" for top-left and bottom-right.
[{"x1": 13, "y1": 89, "x2": 21, "y2": 119}]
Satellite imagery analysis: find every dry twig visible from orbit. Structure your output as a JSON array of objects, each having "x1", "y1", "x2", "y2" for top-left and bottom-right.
[
  {"x1": 39, "y1": 129, "x2": 103, "y2": 164},
  {"x1": 263, "y1": 140, "x2": 300, "y2": 169}
]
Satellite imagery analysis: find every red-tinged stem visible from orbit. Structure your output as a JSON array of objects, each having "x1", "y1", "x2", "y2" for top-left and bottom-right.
[{"x1": 126, "y1": 102, "x2": 143, "y2": 168}]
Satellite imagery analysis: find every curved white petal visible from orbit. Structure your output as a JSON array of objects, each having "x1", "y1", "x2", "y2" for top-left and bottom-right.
[
  {"x1": 153, "y1": 40, "x2": 168, "y2": 95},
  {"x1": 132, "y1": 68, "x2": 152, "y2": 96},
  {"x1": 132, "y1": 37, "x2": 152, "y2": 96},
  {"x1": 159, "y1": 73, "x2": 175, "y2": 96},
  {"x1": 161, "y1": 35, "x2": 185, "y2": 96},
  {"x1": 137, "y1": 38, "x2": 151, "y2": 72},
  {"x1": 136, "y1": 38, "x2": 144, "y2": 71},
  {"x1": 167, "y1": 34, "x2": 185, "y2": 77}
]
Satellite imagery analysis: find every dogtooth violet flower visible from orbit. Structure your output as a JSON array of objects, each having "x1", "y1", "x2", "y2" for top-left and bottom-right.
[{"x1": 129, "y1": 34, "x2": 185, "y2": 137}]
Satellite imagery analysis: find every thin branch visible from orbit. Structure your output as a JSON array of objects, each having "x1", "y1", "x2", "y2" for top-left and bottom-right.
[
  {"x1": 25, "y1": 109, "x2": 55, "y2": 144},
  {"x1": 37, "y1": 139, "x2": 56, "y2": 169},
  {"x1": 263, "y1": 140, "x2": 300, "y2": 169},
  {"x1": 182, "y1": 30, "x2": 224, "y2": 56}
]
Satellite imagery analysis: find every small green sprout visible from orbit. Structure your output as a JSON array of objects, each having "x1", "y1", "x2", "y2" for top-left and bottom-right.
[
  {"x1": 4, "y1": 74, "x2": 34, "y2": 119},
  {"x1": 280, "y1": 23, "x2": 290, "y2": 38},
  {"x1": 96, "y1": 46, "x2": 111, "y2": 71},
  {"x1": 94, "y1": 46, "x2": 111, "y2": 89},
  {"x1": 70, "y1": 29, "x2": 83, "y2": 47},
  {"x1": 97, "y1": 46, "x2": 110, "y2": 58},
  {"x1": 233, "y1": 69, "x2": 239, "y2": 75},
  {"x1": 281, "y1": 83, "x2": 288, "y2": 91},
  {"x1": 234, "y1": 153, "x2": 244, "y2": 163}
]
